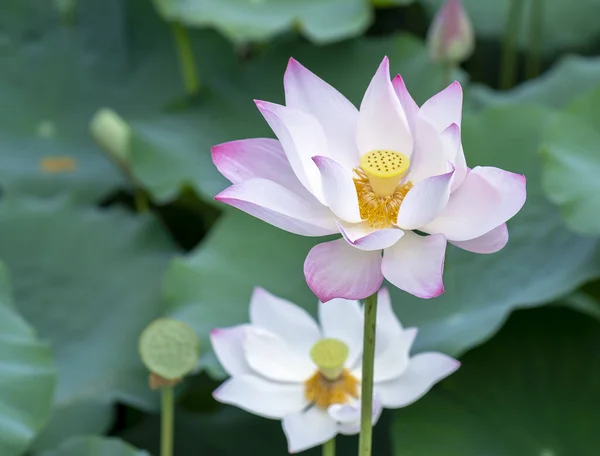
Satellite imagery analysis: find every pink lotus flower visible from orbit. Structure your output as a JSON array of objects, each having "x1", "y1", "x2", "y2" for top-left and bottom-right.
[
  {"x1": 427, "y1": 0, "x2": 475, "y2": 64},
  {"x1": 212, "y1": 57, "x2": 526, "y2": 302}
]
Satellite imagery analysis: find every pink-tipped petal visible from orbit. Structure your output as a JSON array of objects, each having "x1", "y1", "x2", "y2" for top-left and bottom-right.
[
  {"x1": 357, "y1": 57, "x2": 413, "y2": 156},
  {"x1": 392, "y1": 75, "x2": 419, "y2": 131},
  {"x1": 337, "y1": 221, "x2": 404, "y2": 251},
  {"x1": 210, "y1": 325, "x2": 252, "y2": 376},
  {"x1": 418, "y1": 81, "x2": 463, "y2": 132},
  {"x1": 440, "y1": 123, "x2": 467, "y2": 191},
  {"x1": 213, "y1": 375, "x2": 306, "y2": 419},
  {"x1": 304, "y1": 238, "x2": 384, "y2": 302},
  {"x1": 215, "y1": 178, "x2": 336, "y2": 237},
  {"x1": 319, "y1": 298, "x2": 363, "y2": 368},
  {"x1": 211, "y1": 138, "x2": 313, "y2": 200},
  {"x1": 375, "y1": 352, "x2": 460, "y2": 408},
  {"x1": 244, "y1": 328, "x2": 314, "y2": 382},
  {"x1": 331, "y1": 398, "x2": 383, "y2": 435},
  {"x1": 284, "y1": 58, "x2": 359, "y2": 170},
  {"x1": 382, "y1": 232, "x2": 447, "y2": 299},
  {"x1": 283, "y1": 407, "x2": 338, "y2": 453},
  {"x1": 450, "y1": 223, "x2": 508, "y2": 253},
  {"x1": 255, "y1": 101, "x2": 328, "y2": 201},
  {"x1": 249, "y1": 287, "x2": 321, "y2": 355},
  {"x1": 423, "y1": 167, "x2": 527, "y2": 241},
  {"x1": 313, "y1": 156, "x2": 362, "y2": 223},
  {"x1": 397, "y1": 168, "x2": 454, "y2": 230}
]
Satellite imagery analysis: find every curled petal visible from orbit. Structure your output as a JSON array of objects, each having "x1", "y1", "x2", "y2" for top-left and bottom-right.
[
  {"x1": 250, "y1": 287, "x2": 321, "y2": 355},
  {"x1": 215, "y1": 178, "x2": 336, "y2": 237},
  {"x1": 357, "y1": 57, "x2": 413, "y2": 156},
  {"x1": 441, "y1": 123, "x2": 467, "y2": 191},
  {"x1": 213, "y1": 375, "x2": 306, "y2": 419},
  {"x1": 338, "y1": 221, "x2": 404, "y2": 251},
  {"x1": 284, "y1": 58, "x2": 359, "y2": 170},
  {"x1": 375, "y1": 353, "x2": 460, "y2": 408},
  {"x1": 210, "y1": 325, "x2": 252, "y2": 376},
  {"x1": 423, "y1": 166, "x2": 527, "y2": 241},
  {"x1": 283, "y1": 407, "x2": 338, "y2": 453},
  {"x1": 313, "y1": 156, "x2": 362, "y2": 223},
  {"x1": 330, "y1": 398, "x2": 383, "y2": 435},
  {"x1": 382, "y1": 232, "x2": 447, "y2": 299},
  {"x1": 450, "y1": 223, "x2": 508, "y2": 254},
  {"x1": 211, "y1": 138, "x2": 313, "y2": 200},
  {"x1": 304, "y1": 238, "x2": 384, "y2": 302},
  {"x1": 255, "y1": 101, "x2": 328, "y2": 200},
  {"x1": 397, "y1": 168, "x2": 454, "y2": 230}
]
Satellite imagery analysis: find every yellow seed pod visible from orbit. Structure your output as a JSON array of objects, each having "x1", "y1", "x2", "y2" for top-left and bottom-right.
[
  {"x1": 310, "y1": 338, "x2": 349, "y2": 380},
  {"x1": 139, "y1": 318, "x2": 200, "y2": 381},
  {"x1": 359, "y1": 150, "x2": 410, "y2": 197}
]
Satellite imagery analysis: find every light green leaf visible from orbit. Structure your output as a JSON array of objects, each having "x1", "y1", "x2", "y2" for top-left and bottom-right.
[
  {"x1": 390, "y1": 306, "x2": 600, "y2": 455},
  {"x1": 0, "y1": 263, "x2": 56, "y2": 456},
  {"x1": 541, "y1": 86, "x2": 600, "y2": 235},
  {"x1": 420, "y1": 0, "x2": 600, "y2": 54},
  {"x1": 0, "y1": 196, "x2": 177, "y2": 451},
  {"x1": 151, "y1": 0, "x2": 373, "y2": 44},
  {"x1": 468, "y1": 55, "x2": 600, "y2": 110},
  {"x1": 42, "y1": 436, "x2": 149, "y2": 456},
  {"x1": 164, "y1": 103, "x2": 600, "y2": 375}
]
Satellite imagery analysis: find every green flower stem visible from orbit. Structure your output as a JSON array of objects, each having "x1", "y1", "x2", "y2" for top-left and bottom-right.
[
  {"x1": 161, "y1": 386, "x2": 175, "y2": 456},
  {"x1": 443, "y1": 63, "x2": 456, "y2": 88},
  {"x1": 500, "y1": 0, "x2": 525, "y2": 89},
  {"x1": 172, "y1": 22, "x2": 200, "y2": 96},
  {"x1": 526, "y1": 0, "x2": 543, "y2": 79},
  {"x1": 358, "y1": 291, "x2": 378, "y2": 456},
  {"x1": 323, "y1": 437, "x2": 336, "y2": 456}
]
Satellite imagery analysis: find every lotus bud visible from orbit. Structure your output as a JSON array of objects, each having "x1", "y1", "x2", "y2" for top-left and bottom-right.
[{"x1": 427, "y1": 0, "x2": 475, "y2": 64}]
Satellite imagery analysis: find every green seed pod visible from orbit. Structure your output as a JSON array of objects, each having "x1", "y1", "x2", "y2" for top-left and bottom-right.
[
  {"x1": 90, "y1": 108, "x2": 131, "y2": 163},
  {"x1": 139, "y1": 318, "x2": 200, "y2": 380}
]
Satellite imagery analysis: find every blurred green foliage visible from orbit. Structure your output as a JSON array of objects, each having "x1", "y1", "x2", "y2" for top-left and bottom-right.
[{"x1": 2, "y1": 0, "x2": 600, "y2": 454}]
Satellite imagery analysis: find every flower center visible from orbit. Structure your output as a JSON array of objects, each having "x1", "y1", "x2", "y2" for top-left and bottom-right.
[
  {"x1": 353, "y1": 150, "x2": 413, "y2": 229},
  {"x1": 304, "y1": 338, "x2": 359, "y2": 409}
]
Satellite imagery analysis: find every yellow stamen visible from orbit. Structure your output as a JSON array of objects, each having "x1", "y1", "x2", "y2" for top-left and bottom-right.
[
  {"x1": 353, "y1": 167, "x2": 413, "y2": 229},
  {"x1": 304, "y1": 368, "x2": 359, "y2": 409},
  {"x1": 310, "y1": 338, "x2": 349, "y2": 380},
  {"x1": 359, "y1": 150, "x2": 410, "y2": 197}
]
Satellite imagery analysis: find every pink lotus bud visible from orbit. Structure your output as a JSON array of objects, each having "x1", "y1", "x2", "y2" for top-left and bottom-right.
[{"x1": 427, "y1": 0, "x2": 475, "y2": 64}]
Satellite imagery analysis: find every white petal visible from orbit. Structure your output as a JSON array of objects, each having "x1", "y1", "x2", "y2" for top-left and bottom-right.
[
  {"x1": 423, "y1": 166, "x2": 527, "y2": 241},
  {"x1": 213, "y1": 375, "x2": 306, "y2": 419},
  {"x1": 407, "y1": 117, "x2": 451, "y2": 184},
  {"x1": 375, "y1": 353, "x2": 460, "y2": 408},
  {"x1": 244, "y1": 328, "x2": 315, "y2": 382},
  {"x1": 374, "y1": 287, "x2": 403, "y2": 355},
  {"x1": 440, "y1": 123, "x2": 467, "y2": 191},
  {"x1": 334, "y1": 398, "x2": 383, "y2": 435},
  {"x1": 382, "y1": 232, "x2": 446, "y2": 299},
  {"x1": 210, "y1": 325, "x2": 251, "y2": 376},
  {"x1": 318, "y1": 298, "x2": 363, "y2": 368},
  {"x1": 283, "y1": 407, "x2": 338, "y2": 453},
  {"x1": 304, "y1": 238, "x2": 384, "y2": 302},
  {"x1": 256, "y1": 101, "x2": 328, "y2": 201},
  {"x1": 418, "y1": 81, "x2": 463, "y2": 131},
  {"x1": 215, "y1": 178, "x2": 337, "y2": 237},
  {"x1": 392, "y1": 75, "x2": 419, "y2": 131},
  {"x1": 338, "y1": 221, "x2": 404, "y2": 251},
  {"x1": 357, "y1": 57, "x2": 413, "y2": 156},
  {"x1": 373, "y1": 327, "x2": 417, "y2": 382},
  {"x1": 250, "y1": 287, "x2": 321, "y2": 355},
  {"x1": 211, "y1": 138, "x2": 314, "y2": 200},
  {"x1": 450, "y1": 223, "x2": 509, "y2": 254},
  {"x1": 397, "y1": 169, "x2": 454, "y2": 230},
  {"x1": 313, "y1": 156, "x2": 362, "y2": 223},
  {"x1": 284, "y1": 58, "x2": 359, "y2": 170}
]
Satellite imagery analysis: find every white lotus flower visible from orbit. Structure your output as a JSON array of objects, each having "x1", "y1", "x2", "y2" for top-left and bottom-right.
[
  {"x1": 212, "y1": 57, "x2": 526, "y2": 302},
  {"x1": 210, "y1": 287, "x2": 460, "y2": 453}
]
